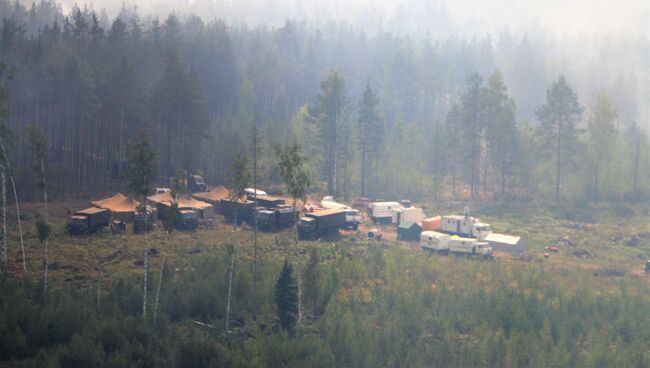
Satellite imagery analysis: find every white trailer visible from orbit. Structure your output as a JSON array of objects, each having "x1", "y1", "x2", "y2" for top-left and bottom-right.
[
  {"x1": 392, "y1": 207, "x2": 424, "y2": 225},
  {"x1": 368, "y1": 201, "x2": 403, "y2": 223},
  {"x1": 420, "y1": 231, "x2": 451, "y2": 253},
  {"x1": 440, "y1": 215, "x2": 492, "y2": 240},
  {"x1": 321, "y1": 199, "x2": 361, "y2": 229},
  {"x1": 448, "y1": 237, "x2": 493, "y2": 258}
]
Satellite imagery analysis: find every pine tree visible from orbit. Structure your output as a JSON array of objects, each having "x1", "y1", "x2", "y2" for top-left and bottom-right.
[
  {"x1": 311, "y1": 70, "x2": 348, "y2": 196},
  {"x1": 459, "y1": 73, "x2": 486, "y2": 198},
  {"x1": 536, "y1": 76, "x2": 584, "y2": 201},
  {"x1": 358, "y1": 83, "x2": 383, "y2": 198},
  {"x1": 27, "y1": 125, "x2": 50, "y2": 295},
  {"x1": 586, "y1": 91, "x2": 617, "y2": 200},
  {"x1": 275, "y1": 259, "x2": 298, "y2": 332}
]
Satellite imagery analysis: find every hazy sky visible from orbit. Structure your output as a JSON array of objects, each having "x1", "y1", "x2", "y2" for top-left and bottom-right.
[{"x1": 56, "y1": 0, "x2": 649, "y2": 37}]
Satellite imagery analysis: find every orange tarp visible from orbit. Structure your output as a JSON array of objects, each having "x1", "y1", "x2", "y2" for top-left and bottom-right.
[
  {"x1": 422, "y1": 216, "x2": 441, "y2": 231},
  {"x1": 92, "y1": 193, "x2": 141, "y2": 213},
  {"x1": 147, "y1": 192, "x2": 213, "y2": 209},
  {"x1": 192, "y1": 185, "x2": 229, "y2": 203}
]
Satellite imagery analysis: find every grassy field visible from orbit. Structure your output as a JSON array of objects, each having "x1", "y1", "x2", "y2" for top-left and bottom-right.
[{"x1": 5, "y1": 198, "x2": 649, "y2": 292}]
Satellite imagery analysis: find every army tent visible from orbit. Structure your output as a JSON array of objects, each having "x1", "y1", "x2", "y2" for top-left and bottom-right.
[
  {"x1": 148, "y1": 192, "x2": 215, "y2": 219},
  {"x1": 91, "y1": 193, "x2": 155, "y2": 222},
  {"x1": 192, "y1": 185, "x2": 229, "y2": 208}
]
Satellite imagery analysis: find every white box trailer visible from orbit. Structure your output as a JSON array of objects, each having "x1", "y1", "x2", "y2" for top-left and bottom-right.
[
  {"x1": 420, "y1": 231, "x2": 451, "y2": 253},
  {"x1": 440, "y1": 215, "x2": 492, "y2": 240},
  {"x1": 448, "y1": 237, "x2": 493, "y2": 258},
  {"x1": 369, "y1": 202, "x2": 403, "y2": 223},
  {"x1": 392, "y1": 207, "x2": 424, "y2": 225}
]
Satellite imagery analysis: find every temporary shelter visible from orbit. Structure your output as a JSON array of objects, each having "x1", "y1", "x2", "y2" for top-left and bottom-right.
[
  {"x1": 397, "y1": 221, "x2": 422, "y2": 242},
  {"x1": 485, "y1": 233, "x2": 527, "y2": 253},
  {"x1": 148, "y1": 192, "x2": 215, "y2": 219},
  {"x1": 91, "y1": 193, "x2": 155, "y2": 222},
  {"x1": 192, "y1": 185, "x2": 229, "y2": 208}
]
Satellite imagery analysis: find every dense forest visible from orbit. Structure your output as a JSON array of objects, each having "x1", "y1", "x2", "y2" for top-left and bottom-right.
[{"x1": 1, "y1": 0, "x2": 648, "y2": 202}]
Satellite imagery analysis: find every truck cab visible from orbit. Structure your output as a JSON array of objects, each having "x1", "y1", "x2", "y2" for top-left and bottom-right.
[
  {"x1": 472, "y1": 223, "x2": 492, "y2": 241},
  {"x1": 174, "y1": 210, "x2": 198, "y2": 230},
  {"x1": 297, "y1": 217, "x2": 316, "y2": 240},
  {"x1": 255, "y1": 207, "x2": 276, "y2": 229},
  {"x1": 345, "y1": 209, "x2": 361, "y2": 229},
  {"x1": 67, "y1": 207, "x2": 110, "y2": 235},
  {"x1": 188, "y1": 175, "x2": 207, "y2": 193},
  {"x1": 448, "y1": 237, "x2": 493, "y2": 259}
]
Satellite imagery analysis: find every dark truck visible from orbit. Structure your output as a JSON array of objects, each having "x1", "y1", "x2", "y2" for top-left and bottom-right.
[
  {"x1": 187, "y1": 174, "x2": 207, "y2": 193},
  {"x1": 133, "y1": 213, "x2": 154, "y2": 234},
  {"x1": 219, "y1": 199, "x2": 254, "y2": 224},
  {"x1": 297, "y1": 208, "x2": 346, "y2": 240},
  {"x1": 68, "y1": 207, "x2": 110, "y2": 235},
  {"x1": 254, "y1": 204, "x2": 297, "y2": 230},
  {"x1": 174, "y1": 209, "x2": 198, "y2": 230}
]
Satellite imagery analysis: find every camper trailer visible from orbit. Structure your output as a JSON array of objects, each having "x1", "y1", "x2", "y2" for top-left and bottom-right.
[{"x1": 368, "y1": 202, "x2": 403, "y2": 223}]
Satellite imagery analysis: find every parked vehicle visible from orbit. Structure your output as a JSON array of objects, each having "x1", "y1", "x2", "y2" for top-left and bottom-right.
[
  {"x1": 392, "y1": 207, "x2": 424, "y2": 225},
  {"x1": 448, "y1": 237, "x2": 493, "y2": 259},
  {"x1": 245, "y1": 188, "x2": 267, "y2": 197},
  {"x1": 297, "y1": 209, "x2": 346, "y2": 240},
  {"x1": 187, "y1": 174, "x2": 207, "y2": 193},
  {"x1": 68, "y1": 207, "x2": 110, "y2": 235},
  {"x1": 367, "y1": 228, "x2": 382, "y2": 240},
  {"x1": 219, "y1": 199, "x2": 254, "y2": 224},
  {"x1": 174, "y1": 210, "x2": 198, "y2": 230},
  {"x1": 368, "y1": 202, "x2": 403, "y2": 223},
  {"x1": 320, "y1": 200, "x2": 361, "y2": 229},
  {"x1": 255, "y1": 207, "x2": 276, "y2": 229},
  {"x1": 420, "y1": 231, "x2": 492, "y2": 259},
  {"x1": 155, "y1": 187, "x2": 171, "y2": 195},
  {"x1": 133, "y1": 213, "x2": 154, "y2": 234},
  {"x1": 352, "y1": 197, "x2": 370, "y2": 208},
  {"x1": 440, "y1": 215, "x2": 492, "y2": 240},
  {"x1": 645, "y1": 260, "x2": 650, "y2": 274},
  {"x1": 420, "y1": 231, "x2": 451, "y2": 254},
  {"x1": 274, "y1": 205, "x2": 296, "y2": 228}
]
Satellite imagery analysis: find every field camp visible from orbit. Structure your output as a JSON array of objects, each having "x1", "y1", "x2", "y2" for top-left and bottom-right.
[{"x1": 0, "y1": 0, "x2": 649, "y2": 366}]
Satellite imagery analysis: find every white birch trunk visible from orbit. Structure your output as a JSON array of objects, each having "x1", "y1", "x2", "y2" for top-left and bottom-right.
[
  {"x1": 153, "y1": 256, "x2": 166, "y2": 325},
  {"x1": 225, "y1": 249, "x2": 235, "y2": 333},
  {"x1": 41, "y1": 159, "x2": 48, "y2": 295},
  {"x1": 0, "y1": 138, "x2": 26, "y2": 272},
  {"x1": 142, "y1": 198, "x2": 149, "y2": 318}
]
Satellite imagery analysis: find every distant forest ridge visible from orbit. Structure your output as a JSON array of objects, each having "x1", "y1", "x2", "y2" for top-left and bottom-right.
[{"x1": 0, "y1": 0, "x2": 648, "y2": 201}]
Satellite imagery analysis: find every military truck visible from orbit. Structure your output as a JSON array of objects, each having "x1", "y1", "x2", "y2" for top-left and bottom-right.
[
  {"x1": 68, "y1": 207, "x2": 110, "y2": 235},
  {"x1": 174, "y1": 209, "x2": 198, "y2": 230},
  {"x1": 187, "y1": 175, "x2": 207, "y2": 193},
  {"x1": 297, "y1": 209, "x2": 346, "y2": 240},
  {"x1": 133, "y1": 213, "x2": 154, "y2": 234},
  {"x1": 220, "y1": 199, "x2": 254, "y2": 224}
]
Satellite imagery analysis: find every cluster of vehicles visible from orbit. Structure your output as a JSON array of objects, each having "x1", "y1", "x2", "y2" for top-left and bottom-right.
[{"x1": 65, "y1": 173, "x2": 516, "y2": 262}]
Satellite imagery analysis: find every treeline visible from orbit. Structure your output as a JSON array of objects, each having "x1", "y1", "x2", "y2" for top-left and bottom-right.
[
  {"x1": 0, "y1": 0, "x2": 648, "y2": 202},
  {"x1": 1, "y1": 245, "x2": 649, "y2": 367}
]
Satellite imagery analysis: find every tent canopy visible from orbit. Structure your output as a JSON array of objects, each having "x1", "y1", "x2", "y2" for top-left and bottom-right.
[
  {"x1": 92, "y1": 193, "x2": 141, "y2": 213},
  {"x1": 148, "y1": 192, "x2": 213, "y2": 210},
  {"x1": 192, "y1": 185, "x2": 229, "y2": 203}
]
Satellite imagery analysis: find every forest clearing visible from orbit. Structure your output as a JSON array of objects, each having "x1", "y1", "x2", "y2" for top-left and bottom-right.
[{"x1": 1, "y1": 0, "x2": 649, "y2": 366}]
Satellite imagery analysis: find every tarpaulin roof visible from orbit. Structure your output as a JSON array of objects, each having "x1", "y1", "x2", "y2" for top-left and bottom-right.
[
  {"x1": 76, "y1": 207, "x2": 109, "y2": 215},
  {"x1": 148, "y1": 192, "x2": 213, "y2": 209},
  {"x1": 92, "y1": 193, "x2": 141, "y2": 213},
  {"x1": 192, "y1": 185, "x2": 229, "y2": 202}
]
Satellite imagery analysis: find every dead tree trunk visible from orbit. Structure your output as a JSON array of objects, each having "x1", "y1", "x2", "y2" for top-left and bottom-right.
[
  {"x1": 0, "y1": 138, "x2": 25, "y2": 272},
  {"x1": 225, "y1": 249, "x2": 234, "y2": 333}
]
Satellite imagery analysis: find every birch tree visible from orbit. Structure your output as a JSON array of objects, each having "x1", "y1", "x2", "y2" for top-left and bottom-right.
[
  {"x1": 27, "y1": 125, "x2": 50, "y2": 295},
  {"x1": 125, "y1": 132, "x2": 157, "y2": 318}
]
